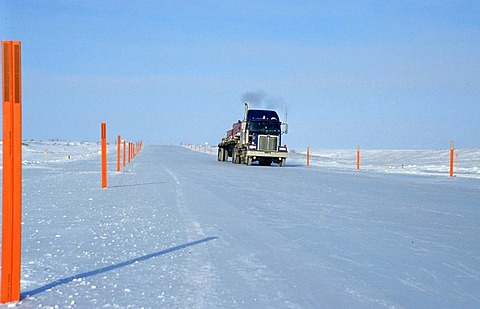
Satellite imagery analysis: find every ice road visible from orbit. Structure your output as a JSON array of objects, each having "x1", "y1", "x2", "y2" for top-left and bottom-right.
[{"x1": 8, "y1": 145, "x2": 480, "y2": 308}]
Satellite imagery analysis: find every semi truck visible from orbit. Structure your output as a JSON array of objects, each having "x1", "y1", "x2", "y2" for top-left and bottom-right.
[{"x1": 217, "y1": 103, "x2": 288, "y2": 166}]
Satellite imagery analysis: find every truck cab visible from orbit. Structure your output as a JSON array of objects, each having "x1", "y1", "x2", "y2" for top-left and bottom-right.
[{"x1": 244, "y1": 109, "x2": 288, "y2": 165}]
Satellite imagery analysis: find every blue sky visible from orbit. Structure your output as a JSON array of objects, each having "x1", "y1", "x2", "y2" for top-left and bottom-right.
[{"x1": 1, "y1": 0, "x2": 479, "y2": 149}]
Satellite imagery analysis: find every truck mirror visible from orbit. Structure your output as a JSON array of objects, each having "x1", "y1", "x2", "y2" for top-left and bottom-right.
[{"x1": 282, "y1": 123, "x2": 288, "y2": 134}]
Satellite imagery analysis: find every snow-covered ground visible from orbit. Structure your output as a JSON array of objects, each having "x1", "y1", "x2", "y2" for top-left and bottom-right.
[
  {"x1": 0, "y1": 142, "x2": 479, "y2": 307},
  {"x1": 289, "y1": 148, "x2": 480, "y2": 179},
  {"x1": 188, "y1": 145, "x2": 480, "y2": 179},
  {"x1": 18, "y1": 140, "x2": 116, "y2": 166}
]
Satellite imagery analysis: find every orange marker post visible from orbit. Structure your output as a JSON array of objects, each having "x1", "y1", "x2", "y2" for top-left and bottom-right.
[
  {"x1": 101, "y1": 123, "x2": 107, "y2": 188},
  {"x1": 2, "y1": 40, "x2": 22, "y2": 303},
  {"x1": 356, "y1": 145, "x2": 360, "y2": 171},
  {"x1": 449, "y1": 140, "x2": 454, "y2": 178},
  {"x1": 117, "y1": 135, "x2": 121, "y2": 172}
]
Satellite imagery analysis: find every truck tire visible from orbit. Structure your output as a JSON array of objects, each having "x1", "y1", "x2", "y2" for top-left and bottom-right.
[
  {"x1": 246, "y1": 157, "x2": 252, "y2": 166},
  {"x1": 217, "y1": 148, "x2": 224, "y2": 162},
  {"x1": 279, "y1": 159, "x2": 286, "y2": 167}
]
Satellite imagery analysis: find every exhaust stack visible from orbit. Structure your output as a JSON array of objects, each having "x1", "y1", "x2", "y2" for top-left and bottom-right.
[{"x1": 244, "y1": 102, "x2": 249, "y2": 121}]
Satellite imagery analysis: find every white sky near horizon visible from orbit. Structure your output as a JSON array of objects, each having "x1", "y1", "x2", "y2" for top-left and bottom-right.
[{"x1": 1, "y1": 0, "x2": 479, "y2": 149}]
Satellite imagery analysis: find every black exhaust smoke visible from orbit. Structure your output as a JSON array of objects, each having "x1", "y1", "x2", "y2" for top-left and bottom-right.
[{"x1": 241, "y1": 90, "x2": 288, "y2": 119}]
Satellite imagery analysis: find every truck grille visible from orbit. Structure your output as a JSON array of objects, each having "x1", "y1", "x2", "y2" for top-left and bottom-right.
[{"x1": 258, "y1": 135, "x2": 278, "y2": 151}]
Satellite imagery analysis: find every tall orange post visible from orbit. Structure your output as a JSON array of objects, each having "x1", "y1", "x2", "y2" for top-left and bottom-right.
[
  {"x1": 2, "y1": 41, "x2": 22, "y2": 303},
  {"x1": 356, "y1": 145, "x2": 360, "y2": 171},
  {"x1": 101, "y1": 123, "x2": 107, "y2": 188},
  {"x1": 450, "y1": 140, "x2": 454, "y2": 178},
  {"x1": 128, "y1": 142, "x2": 131, "y2": 163},
  {"x1": 117, "y1": 135, "x2": 121, "y2": 172}
]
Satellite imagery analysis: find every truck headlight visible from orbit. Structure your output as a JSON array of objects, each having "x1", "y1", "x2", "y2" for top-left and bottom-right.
[
  {"x1": 278, "y1": 145, "x2": 287, "y2": 152},
  {"x1": 248, "y1": 144, "x2": 257, "y2": 150}
]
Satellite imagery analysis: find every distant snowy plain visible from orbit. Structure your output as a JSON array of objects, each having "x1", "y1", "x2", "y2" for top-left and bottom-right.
[
  {"x1": 0, "y1": 141, "x2": 479, "y2": 308},
  {"x1": 289, "y1": 147, "x2": 480, "y2": 179}
]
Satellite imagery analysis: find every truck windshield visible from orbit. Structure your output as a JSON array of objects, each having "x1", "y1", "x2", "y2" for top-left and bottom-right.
[{"x1": 248, "y1": 121, "x2": 281, "y2": 135}]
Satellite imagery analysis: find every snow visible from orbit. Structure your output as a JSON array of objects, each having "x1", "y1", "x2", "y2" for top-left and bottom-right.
[
  {"x1": 0, "y1": 142, "x2": 479, "y2": 307},
  {"x1": 289, "y1": 148, "x2": 480, "y2": 179}
]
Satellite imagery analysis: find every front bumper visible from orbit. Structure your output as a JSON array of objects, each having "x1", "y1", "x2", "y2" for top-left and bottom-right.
[{"x1": 246, "y1": 150, "x2": 288, "y2": 159}]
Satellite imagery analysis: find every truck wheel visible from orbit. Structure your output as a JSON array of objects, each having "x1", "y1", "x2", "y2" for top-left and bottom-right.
[
  {"x1": 232, "y1": 152, "x2": 237, "y2": 164},
  {"x1": 217, "y1": 148, "x2": 224, "y2": 162},
  {"x1": 246, "y1": 157, "x2": 252, "y2": 166},
  {"x1": 236, "y1": 153, "x2": 241, "y2": 164},
  {"x1": 279, "y1": 159, "x2": 286, "y2": 167},
  {"x1": 223, "y1": 149, "x2": 229, "y2": 162}
]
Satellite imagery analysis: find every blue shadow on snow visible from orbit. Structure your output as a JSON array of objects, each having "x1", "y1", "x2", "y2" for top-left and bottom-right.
[
  {"x1": 110, "y1": 181, "x2": 165, "y2": 189},
  {"x1": 21, "y1": 236, "x2": 218, "y2": 299}
]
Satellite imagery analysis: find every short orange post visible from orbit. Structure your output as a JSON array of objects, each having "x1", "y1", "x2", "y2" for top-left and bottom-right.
[
  {"x1": 2, "y1": 40, "x2": 22, "y2": 303},
  {"x1": 101, "y1": 123, "x2": 107, "y2": 188},
  {"x1": 450, "y1": 140, "x2": 454, "y2": 178},
  {"x1": 306, "y1": 147, "x2": 310, "y2": 166},
  {"x1": 117, "y1": 135, "x2": 121, "y2": 172},
  {"x1": 356, "y1": 145, "x2": 360, "y2": 171}
]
